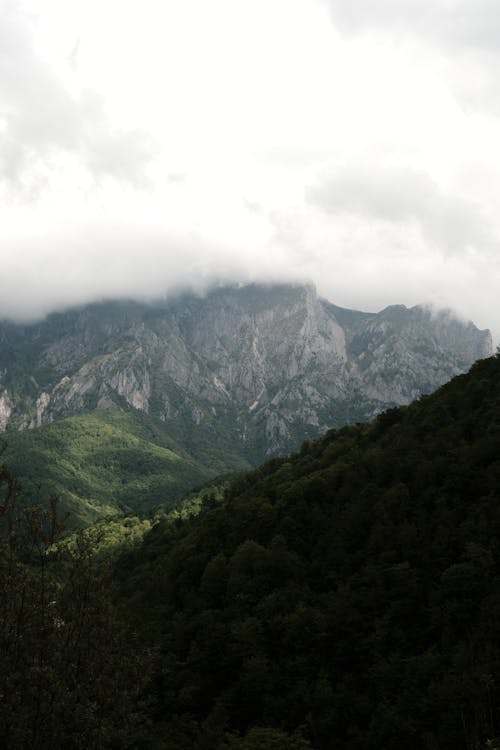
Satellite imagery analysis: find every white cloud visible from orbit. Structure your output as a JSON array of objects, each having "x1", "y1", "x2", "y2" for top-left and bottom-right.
[
  {"x1": 0, "y1": 0, "x2": 500, "y2": 344},
  {"x1": 0, "y1": 1, "x2": 155, "y2": 191},
  {"x1": 322, "y1": 0, "x2": 500, "y2": 51},
  {"x1": 307, "y1": 160, "x2": 495, "y2": 257},
  {"x1": 321, "y1": 0, "x2": 500, "y2": 112}
]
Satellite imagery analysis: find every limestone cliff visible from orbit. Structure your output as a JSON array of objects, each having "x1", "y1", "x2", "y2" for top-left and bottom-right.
[{"x1": 0, "y1": 284, "x2": 492, "y2": 461}]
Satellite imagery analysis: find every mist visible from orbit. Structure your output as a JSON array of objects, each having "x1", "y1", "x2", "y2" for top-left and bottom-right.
[{"x1": 1, "y1": 0, "x2": 500, "y2": 343}]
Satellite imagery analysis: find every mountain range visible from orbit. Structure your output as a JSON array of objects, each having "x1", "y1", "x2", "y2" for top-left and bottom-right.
[
  {"x1": 0, "y1": 283, "x2": 492, "y2": 523},
  {"x1": 2, "y1": 296, "x2": 500, "y2": 748}
]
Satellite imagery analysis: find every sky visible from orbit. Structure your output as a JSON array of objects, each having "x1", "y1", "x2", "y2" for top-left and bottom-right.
[{"x1": 1, "y1": 0, "x2": 500, "y2": 341}]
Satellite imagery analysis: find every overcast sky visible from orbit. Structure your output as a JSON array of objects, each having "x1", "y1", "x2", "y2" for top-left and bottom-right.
[{"x1": 1, "y1": 0, "x2": 500, "y2": 341}]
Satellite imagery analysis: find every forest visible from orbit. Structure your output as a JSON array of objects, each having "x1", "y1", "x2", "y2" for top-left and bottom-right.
[{"x1": 2, "y1": 352, "x2": 500, "y2": 749}]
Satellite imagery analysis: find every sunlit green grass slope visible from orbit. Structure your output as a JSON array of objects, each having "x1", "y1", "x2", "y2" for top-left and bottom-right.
[{"x1": 2, "y1": 410, "x2": 213, "y2": 527}]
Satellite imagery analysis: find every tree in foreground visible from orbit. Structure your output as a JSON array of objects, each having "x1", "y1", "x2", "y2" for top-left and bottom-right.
[{"x1": 0, "y1": 456, "x2": 150, "y2": 749}]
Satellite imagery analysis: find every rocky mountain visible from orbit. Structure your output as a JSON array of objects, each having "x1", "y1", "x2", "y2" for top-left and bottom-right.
[
  {"x1": 0, "y1": 282, "x2": 492, "y2": 522},
  {"x1": 0, "y1": 283, "x2": 492, "y2": 464},
  {"x1": 3, "y1": 334, "x2": 500, "y2": 749}
]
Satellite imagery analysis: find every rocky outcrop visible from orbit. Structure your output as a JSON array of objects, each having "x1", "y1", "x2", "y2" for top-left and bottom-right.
[
  {"x1": 0, "y1": 390, "x2": 12, "y2": 432},
  {"x1": 0, "y1": 284, "x2": 492, "y2": 460}
]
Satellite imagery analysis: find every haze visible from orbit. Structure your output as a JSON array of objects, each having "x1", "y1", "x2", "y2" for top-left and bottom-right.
[{"x1": 1, "y1": 0, "x2": 499, "y2": 341}]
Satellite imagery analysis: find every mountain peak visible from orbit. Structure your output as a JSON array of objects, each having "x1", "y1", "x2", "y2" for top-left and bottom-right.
[{"x1": 0, "y1": 285, "x2": 492, "y2": 463}]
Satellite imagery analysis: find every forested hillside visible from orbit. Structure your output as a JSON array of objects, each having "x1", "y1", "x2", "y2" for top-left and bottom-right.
[
  {"x1": 1, "y1": 410, "x2": 241, "y2": 526},
  {"x1": 117, "y1": 352, "x2": 500, "y2": 749},
  {"x1": 2, "y1": 353, "x2": 500, "y2": 748}
]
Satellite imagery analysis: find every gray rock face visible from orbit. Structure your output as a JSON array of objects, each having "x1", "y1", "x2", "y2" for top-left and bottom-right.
[
  {"x1": 0, "y1": 390, "x2": 12, "y2": 431},
  {"x1": 0, "y1": 284, "x2": 492, "y2": 460}
]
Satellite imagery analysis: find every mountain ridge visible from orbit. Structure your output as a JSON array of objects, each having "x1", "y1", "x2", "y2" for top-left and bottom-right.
[
  {"x1": 0, "y1": 283, "x2": 491, "y2": 454},
  {"x1": 0, "y1": 283, "x2": 492, "y2": 521}
]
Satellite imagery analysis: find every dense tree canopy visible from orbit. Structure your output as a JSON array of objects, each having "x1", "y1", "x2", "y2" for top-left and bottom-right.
[
  {"x1": 119, "y1": 353, "x2": 500, "y2": 750},
  {"x1": 0, "y1": 457, "x2": 149, "y2": 749},
  {"x1": 3, "y1": 353, "x2": 500, "y2": 748}
]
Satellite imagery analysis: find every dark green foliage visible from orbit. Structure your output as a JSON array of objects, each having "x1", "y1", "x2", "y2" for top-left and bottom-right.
[
  {"x1": 117, "y1": 354, "x2": 500, "y2": 749},
  {"x1": 0, "y1": 460, "x2": 150, "y2": 749}
]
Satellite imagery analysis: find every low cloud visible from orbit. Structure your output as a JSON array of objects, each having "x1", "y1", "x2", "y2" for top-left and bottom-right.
[
  {"x1": 1, "y1": 0, "x2": 500, "y2": 345},
  {"x1": 0, "y1": 216, "x2": 302, "y2": 323}
]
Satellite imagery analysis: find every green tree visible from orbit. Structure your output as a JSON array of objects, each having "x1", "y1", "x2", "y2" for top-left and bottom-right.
[{"x1": 0, "y1": 458, "x2": 150, "y2": 749}]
